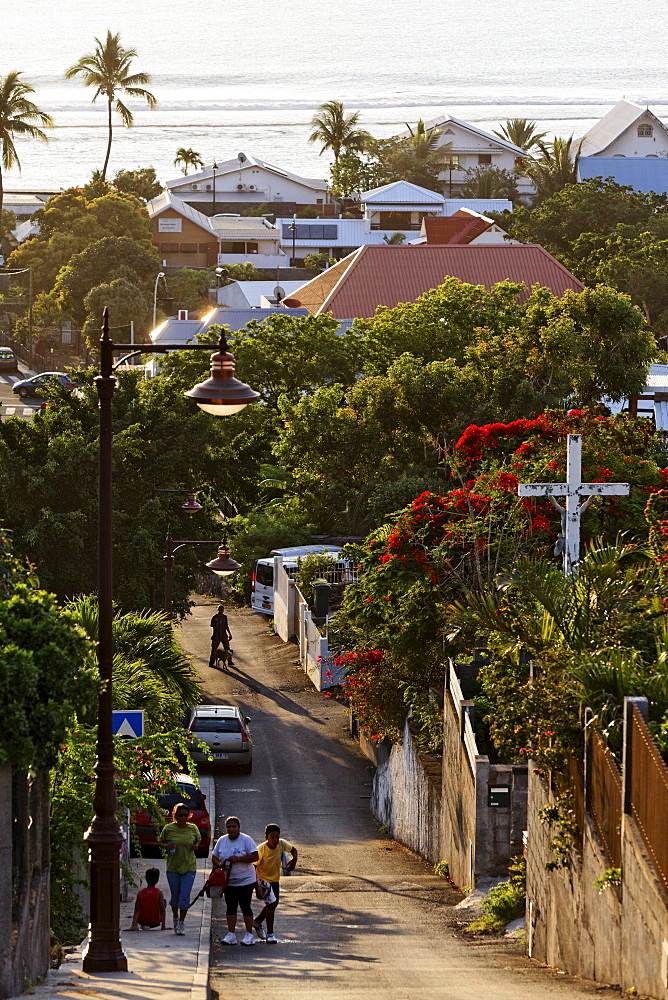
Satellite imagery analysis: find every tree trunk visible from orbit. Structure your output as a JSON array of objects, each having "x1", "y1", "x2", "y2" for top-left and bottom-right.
[
  {"x1": 101, "y1": 99, "x2": 113, "y2": 182},
  {"x1": 0, "y1": 165, "x2": 4, "y2": 231}
]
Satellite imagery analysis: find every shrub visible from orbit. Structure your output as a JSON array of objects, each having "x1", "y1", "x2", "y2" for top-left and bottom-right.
[{"x1": 467, "y1": 857, "x2": 526, "y2": 933}]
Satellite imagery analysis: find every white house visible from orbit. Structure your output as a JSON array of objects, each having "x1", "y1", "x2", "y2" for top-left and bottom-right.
[
  {"x1": 579, "y1": 100, "x2": 668, "y2": 158},
  {"x1": 276, "y1": 215, "x2": 424, "y2": 258},
  {"x1": 209, "y1": 215, "x2": 285, "y2": 267},
  {"x1": 360, "y1": 180, "x2": 446, "y2": 231},
  {"x1": 275, "y1": 187, "x2": 514, "y2": 260},
  {"x1": 398, "y1": 114, "x2": 535, "y2": 199},
  {"x1": 167, "y1": 153, "x2": 329, "y2": 211}
]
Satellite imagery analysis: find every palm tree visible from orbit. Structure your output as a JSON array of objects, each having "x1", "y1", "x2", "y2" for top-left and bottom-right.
[
  {"x1": 174, "y1": 147, "x2": 204, "y2": 175},
  {"x1": 493, "y1": 118, "x2": 547, "y2": 153},
  {"x1": 0, "y1": 71, "x2": 52, "y2": 223},
  {"x1": 309, "y1": 100, "x2": 372, "y2": 163},
  {"x1": 462, "y1": 166, "x2": 518, "y2": 200},
  {"x1": 67, "y1": 595, "x2": 202, "y2": 721},
  {"x1": 385, "y1": 119, "x2": 450, "y2": 192},
  {"x1": 65, "y1": 31, "x2": 157, "y2": 182},
  {"x1": 522, "y1": 136, "x2": 581, "y2": 200}
]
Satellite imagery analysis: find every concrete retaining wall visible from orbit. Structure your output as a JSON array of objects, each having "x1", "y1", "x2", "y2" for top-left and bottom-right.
[
  {"x1": 371, "y1": 720, "x2": 443, "y2": 864},
  {"x1": 527, "y1": 771, "x2": 668, "y2": 998}
]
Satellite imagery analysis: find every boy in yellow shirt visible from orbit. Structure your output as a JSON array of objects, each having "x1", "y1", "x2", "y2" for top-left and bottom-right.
[{"x1": 253, "y1": 823, "x2": 297, "y2": 943}]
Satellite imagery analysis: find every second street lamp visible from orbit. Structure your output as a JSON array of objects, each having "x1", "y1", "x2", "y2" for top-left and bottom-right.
[
  {"x1": 83, "y1": 312, "x2": 258, "y2": 974},
  {"x1": 163, "y1": 526, "x2": 240, "y2": 616}
]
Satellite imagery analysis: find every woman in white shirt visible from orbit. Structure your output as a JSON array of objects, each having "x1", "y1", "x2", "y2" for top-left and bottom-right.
[{"x1": 212, "y1": 815, "x2": 259, "y2": 946}]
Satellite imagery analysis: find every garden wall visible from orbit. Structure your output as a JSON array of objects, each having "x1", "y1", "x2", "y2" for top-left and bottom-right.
[
  {"x1": 0, "y1": 766, "x2": 51, "y2": 998},
  {"x1": 527, "y1": 770, "x2": 668, "y2": 998},
  {"x1": 371, "y1": 719, "x2": 443, "y2": 864}
]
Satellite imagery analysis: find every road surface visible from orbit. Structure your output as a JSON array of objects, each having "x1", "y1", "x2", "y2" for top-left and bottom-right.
[{"x1": 179, "y1": 604, "x2": 620, "y2": 1000}]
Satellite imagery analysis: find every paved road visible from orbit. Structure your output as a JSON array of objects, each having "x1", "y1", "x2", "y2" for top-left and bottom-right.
[
  {"x1": 179, "y1": 605, "x2": 620, "y2": 1000},
  {"x1": 0, "y1": 367, "x2": 39, "y2": 420}
]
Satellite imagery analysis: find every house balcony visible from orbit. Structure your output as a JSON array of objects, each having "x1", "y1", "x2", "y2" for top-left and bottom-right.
[{"x1": 217, "y1": 252, "x2": 287, "y2": 268}]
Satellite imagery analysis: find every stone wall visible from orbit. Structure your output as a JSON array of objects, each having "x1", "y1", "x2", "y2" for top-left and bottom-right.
[
  {"x1": 527, "y1": 771, "x2": 668, "y2": 999},
  {"x1": 371, "y1": 720, "x2": 443, "y2": 864},
  {"x1": 0, "y1": 766, "x2": 51, "y2": 998}
]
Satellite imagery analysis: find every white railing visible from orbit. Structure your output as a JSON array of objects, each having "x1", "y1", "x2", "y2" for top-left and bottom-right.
[
  {"x1": 217, "y1": 253, "x2": 287, "y2": 267},
  {"x1": 448, "y1": 658, "x2": 479, "y2": 774},
  {"x1": 463, "y1": 713, "x2": 478, "y2": 774}
]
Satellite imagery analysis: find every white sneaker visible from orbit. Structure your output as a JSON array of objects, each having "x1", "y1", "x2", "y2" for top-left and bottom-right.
[
  {"x1": 173, "y1": 917, "x2": 179, "y2": 934},
  {"x1": 241, "y1": 932, "x2": 255, "y2": 946},
  {"x1": 266, "y1": 933, "x2": 277, "y2": 944},
  {"x1": 221, "y1": 932, "x2": 238, "y2": 945},
  {"x1": 253, "y1": 920, "x2": 266, "y2": 939},
  {"x1": 177, "y1": 921, "x2": 185, "y2": 935}
]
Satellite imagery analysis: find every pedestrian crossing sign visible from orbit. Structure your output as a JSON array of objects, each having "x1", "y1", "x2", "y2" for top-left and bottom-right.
[{"x1": 112, "y1": 711, "x2": 145, "y2": 739}]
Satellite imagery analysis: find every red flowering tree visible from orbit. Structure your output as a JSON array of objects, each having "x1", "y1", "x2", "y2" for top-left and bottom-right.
[{"x1": 332, "y1": 409, "x2": 668, "y2": 747}]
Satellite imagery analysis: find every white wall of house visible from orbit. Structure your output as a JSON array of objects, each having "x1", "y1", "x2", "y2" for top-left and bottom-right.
[
  {"x1": 169, "y1": 163, "x2": 328, "y2": 207},
  {"x1": 599, "y1": 113, "x2": 668, "y2": 157},
  {"x1": 418, "y1": 118, "x2": 535, "y2": 198}
]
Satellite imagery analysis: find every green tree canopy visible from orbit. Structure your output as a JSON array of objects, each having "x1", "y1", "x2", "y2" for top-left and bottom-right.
[
  {"x1": 112, "y1": 166, "x2": 163, "y2": 201},
  {"x1": 55, "y1": 235, "x2": 159, "y2": 325},
  {"x1": 82, "y1": 276, "x2": 151, "y2": 346},
  {"x1": 0, "y1": 528, "x2": 98, "y2": 769},
  {"x1": 0, "y1": 368, "x2": 233, "y2": 614},
  {"x1": 7, "y1": 188, "x2": 154, "y2": 295},
  {"x1": 503, "y1": 179, "x2": 667, "y2": 262}
]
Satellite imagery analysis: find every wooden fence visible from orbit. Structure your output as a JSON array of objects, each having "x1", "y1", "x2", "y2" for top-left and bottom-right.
[
  {"x1": 590, "y1": 731, "x2": 622, "y2": 869},
  {"x1": 630, "y1": 704, "x2": 668, "y2": 895}
]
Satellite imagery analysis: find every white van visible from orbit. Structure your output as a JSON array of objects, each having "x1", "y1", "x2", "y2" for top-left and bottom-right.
[{"x1": 251, "y1": 545, "x2": 343, "y2": 615}]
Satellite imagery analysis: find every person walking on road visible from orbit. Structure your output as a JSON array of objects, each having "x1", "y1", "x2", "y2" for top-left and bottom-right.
[
  {"x1": 253, "y1": 824, "x2": 297, "y2": 943},
  {"x1": 209, "y1": 604, "x2": 233, "y2": 667},
  {"x1": 158, "y1": 802, "x2": 201, "y2": 935},
  {"x1": 212, "y1": 816, "x2": 259, "y2": 946}
]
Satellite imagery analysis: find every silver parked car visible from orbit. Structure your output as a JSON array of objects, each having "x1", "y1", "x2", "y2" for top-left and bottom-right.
[{"x1": 188, "y1": 705, "x2": 252, "y2": 773}]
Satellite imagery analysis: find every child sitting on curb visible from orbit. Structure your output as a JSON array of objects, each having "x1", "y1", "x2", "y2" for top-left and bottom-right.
[{"x1": 128, "y1": 868, "x2": 167, "y2": 931}]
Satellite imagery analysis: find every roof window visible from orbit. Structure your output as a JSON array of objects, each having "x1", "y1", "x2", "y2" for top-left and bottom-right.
[{"x1": 638, "y1": 123, "x2": 653, "y2": 137}]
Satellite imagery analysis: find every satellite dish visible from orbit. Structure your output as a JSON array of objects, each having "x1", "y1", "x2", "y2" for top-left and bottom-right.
[
  {"x1": 238, "y1": 152, "x2": 247, "y2": 163},
  {"x1": 274, "y1": 285, "x2": 285, "y2": 301}
]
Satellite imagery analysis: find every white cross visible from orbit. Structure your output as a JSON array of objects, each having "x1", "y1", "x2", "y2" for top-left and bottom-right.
[{"x1": 518, "y1": 434, "x2": 629, "y2": 576}]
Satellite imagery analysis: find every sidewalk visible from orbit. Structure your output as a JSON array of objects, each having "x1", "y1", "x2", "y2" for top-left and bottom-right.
[{"x1": 12, "y1": 775, "x2": 215, "y2": 1000}]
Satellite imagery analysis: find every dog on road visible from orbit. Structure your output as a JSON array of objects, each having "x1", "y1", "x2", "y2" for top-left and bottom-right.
[{"x1": 215, "y1": 647, "x2": 234, "y2": 669}]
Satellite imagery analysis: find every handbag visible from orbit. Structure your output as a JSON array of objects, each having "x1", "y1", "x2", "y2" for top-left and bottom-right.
[
  {"x1": 205, "y1": 866, "x2": 228, "y2": 899},
  {"x1": 280, "y1": 839, "x2": 292, "y2": 876}
]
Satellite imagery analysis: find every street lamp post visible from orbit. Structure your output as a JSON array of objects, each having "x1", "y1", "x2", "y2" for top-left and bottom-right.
[
  {"x1": 153, "y1": 272, "x2": 166, "y2": 330},
  {"x1": 163, "y1": 525, "x2": 240, "y2": 615},
  {"x1": 288, "y1": 216, "x2": 297, "y2": 265},
  {"x1": 82, "y1": 311, "x2": 259, "y2": 973}
]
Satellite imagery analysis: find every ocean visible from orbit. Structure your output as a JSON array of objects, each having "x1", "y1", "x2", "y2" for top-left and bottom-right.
[{"x1": 2, "y1": 0, "x2": 668, "y2": 192}]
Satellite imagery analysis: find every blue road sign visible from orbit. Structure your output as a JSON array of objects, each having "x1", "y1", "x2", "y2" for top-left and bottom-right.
[{"x1": 112, "y1": 711, "x2": 145, "y2": 739}]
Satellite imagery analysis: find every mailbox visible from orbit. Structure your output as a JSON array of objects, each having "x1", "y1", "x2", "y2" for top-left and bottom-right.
[{"x1": 488, "y1": 785, "x2": 511, "y2": 808}]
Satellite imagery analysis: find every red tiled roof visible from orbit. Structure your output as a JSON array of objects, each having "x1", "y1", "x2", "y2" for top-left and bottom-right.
[
  {"x1": 293, "y1": 245, "x2": 584, "y2": 320},
  {"x1": 423, "y1": 216, "x2": 492, "y2": 244}
]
